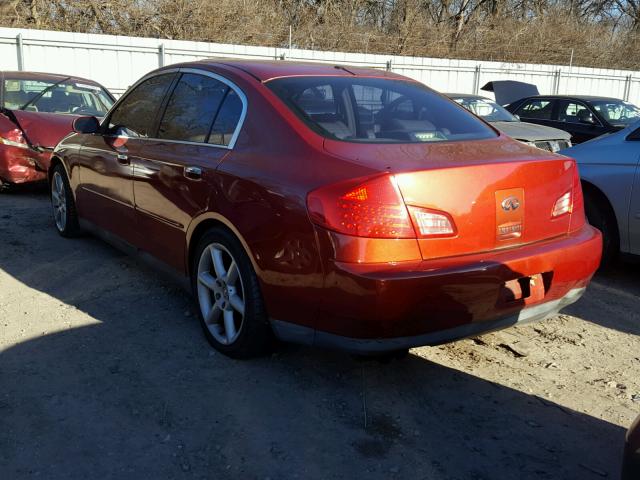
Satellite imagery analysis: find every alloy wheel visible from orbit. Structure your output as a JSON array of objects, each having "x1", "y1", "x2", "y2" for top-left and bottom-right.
[
  {"x1": 51, "y1": 171, "x2": 67, "y2": 232},
  {"x1": 197, "y1": 243, "x2": 245, "y2": 345}
]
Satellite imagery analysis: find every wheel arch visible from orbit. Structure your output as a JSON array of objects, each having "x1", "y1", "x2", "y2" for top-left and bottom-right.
[
  {"x1": 581, "y1": 179, "x2": 621, "y2": 247},
  {"x1": 186, "y1": 213, "x2": 259, "y2": 280}
]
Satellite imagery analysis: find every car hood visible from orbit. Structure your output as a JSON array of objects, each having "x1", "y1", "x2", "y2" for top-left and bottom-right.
[
  {"x1": 481, "y1": 81, "x2": 540, "y2": 106},
  {"x1": 10, "y1": 110, "x2": 80, "y2": 149},
  {"x1": 492, "y1": 121, "x2": 571, "y2": 142}
]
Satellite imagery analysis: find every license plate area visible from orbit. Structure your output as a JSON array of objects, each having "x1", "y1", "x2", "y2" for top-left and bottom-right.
[{"x1": 497, "y1": 273, "x2": 550, "y2": 307}]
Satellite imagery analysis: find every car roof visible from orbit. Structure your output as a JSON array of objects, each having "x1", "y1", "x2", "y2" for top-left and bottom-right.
[
  {"x1": 176, "y1": 59, "x2": 411, "y2": 82},
  {"x1": 1, "y1": 70, "x2": 104, "y2": 86},
  {"x1": 446, "y1": 93, "x2": 489, "y2": 99},
  {"x1": 517, "y1": 94, "x2": 624, "y2": 103}
]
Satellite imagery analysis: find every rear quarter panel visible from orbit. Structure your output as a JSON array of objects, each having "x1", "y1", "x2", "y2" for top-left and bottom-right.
[{"x1": 563, "y1": 134, "x2": 640, "y2": 254}]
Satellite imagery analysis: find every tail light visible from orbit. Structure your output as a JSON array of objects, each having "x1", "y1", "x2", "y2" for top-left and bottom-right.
[
  {"x1": 551, "y1": 161, "x2": 585, "y2": 231},
  {"x1": 407, "y1": 206, "x2": 456, "y2": 237},
  {"x1": 569, "y1": 162, "x2": 586, "y2": 231},
  {"x1": 307, "y1": 173, "x2": 456, "y2": 239},
  {"x1": 307, "y1": 174, "x2": 415, "y2": 238},
  {"x1": 552, "y1": 191, "x2": 572, "y2": 217},
  {"x1": 0, "y1": 128, "x2": 29, "y2": 149}
]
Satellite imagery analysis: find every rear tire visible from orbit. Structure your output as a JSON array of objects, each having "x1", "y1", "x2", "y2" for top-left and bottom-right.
[
  {"x1": 50, "y1": 164, "x2": 80, "y2": 237},
  {"x1": 192, "y1": 228, "x2": 272, "y2": 358},
  {"x1": 584, "y1": 192, "x2": 618, "y2": 268}
]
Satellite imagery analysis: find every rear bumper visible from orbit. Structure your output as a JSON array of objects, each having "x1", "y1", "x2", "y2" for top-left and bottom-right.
[
  {"x1": 0, "y1": 145, "x2": 49, "y2": 184},
  {"x1": 273, "y1": 224, "x2": 601, "y2": 353},
  {"x1": 273, "y1": 287, "x2": 584, "y2": 353}
]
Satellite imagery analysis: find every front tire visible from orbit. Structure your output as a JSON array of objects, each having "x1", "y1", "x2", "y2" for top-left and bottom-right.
[
  {"x1": 192, "y1": 228, "x2": 272, "y2": 358},
  {"x1": 50, "y1": 164, "x2": 80, "y2": 237}
]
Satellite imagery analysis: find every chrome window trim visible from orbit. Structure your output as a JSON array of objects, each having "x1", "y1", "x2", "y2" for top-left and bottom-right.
[{"x1": 100, "y1": 67, "x2": 248, "y2": 150}]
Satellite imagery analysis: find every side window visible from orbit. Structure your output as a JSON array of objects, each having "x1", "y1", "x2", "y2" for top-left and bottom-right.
[
  {"x1": 516, "y1": 100, "x2": 553, "y2": 120},
  {"x1": 158, "y1": 73, "x2": 228, "y2": 143},
  {"x1": 108, "y1": 73, "x2": 175, "y2": 137},
  {"x1": 559, "y1": 101, "x2": 596, "y2": 124},
  {"x1": 209, "y1": 89, "x2": 243, "y2": 146}
]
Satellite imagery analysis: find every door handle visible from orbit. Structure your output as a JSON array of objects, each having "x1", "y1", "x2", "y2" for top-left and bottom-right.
[
  {"x1": 184, "y1": 166, "x2": 202, "y2": 180},
  {"x1": 116, "y1": 154, "x2": 129, "y2": 165}
]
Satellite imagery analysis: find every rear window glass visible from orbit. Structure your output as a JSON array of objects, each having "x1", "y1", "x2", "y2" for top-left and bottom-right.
[
  {"x1": 3, "y1": 78, "x2": 113, "y2": 116},
  {"x1": 266, "y1": 77, "x2": 496, "y2": 143}
]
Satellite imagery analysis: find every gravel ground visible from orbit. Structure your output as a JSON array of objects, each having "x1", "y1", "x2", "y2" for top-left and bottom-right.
[{"x1": 1, "y1": 187, "x2": 639, "y2": 480}]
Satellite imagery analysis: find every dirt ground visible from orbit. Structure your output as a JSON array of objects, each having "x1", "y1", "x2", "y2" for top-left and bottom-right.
[{"x1": 1, "y1": 187, "x2": 639, "y2": 480}]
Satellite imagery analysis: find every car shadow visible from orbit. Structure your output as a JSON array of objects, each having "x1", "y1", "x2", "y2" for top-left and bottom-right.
[
  {"x1": 565, "y1": 260, "x2": 640, "y2": 336},
  {"x1": 0, "y1": 192, "x2": 627, "y2": 479}
]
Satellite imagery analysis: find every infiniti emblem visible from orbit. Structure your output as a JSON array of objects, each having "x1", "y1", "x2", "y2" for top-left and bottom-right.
[{"x1": 501, "y1": 196, "x2": 520, "y2": 211}]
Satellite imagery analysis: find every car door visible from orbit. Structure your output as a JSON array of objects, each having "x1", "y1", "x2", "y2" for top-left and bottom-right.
[
  {"x1": 554, "y1": 100, "x2": 607, "y2": 144},
  {"x1": 131, "y1": 69, "x2": 246, "y2": 272},
  {"x1": 76, "y1": 72, "x2": 177, "y2": 245},
  {"x1": 513, "y1": 98, "x2": 558, "y2": 130},
  {"x1": 629, "y1": 140, "x2": 640, "y2": 255}
]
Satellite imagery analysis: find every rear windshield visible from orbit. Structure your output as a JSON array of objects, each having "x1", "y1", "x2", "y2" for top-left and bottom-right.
[
  {"x1": 3, "y1": 78, "x2": 114, "y2": 116},
  {"x1": 267, "y1": 76, "x2": 497, "y2": 143}
]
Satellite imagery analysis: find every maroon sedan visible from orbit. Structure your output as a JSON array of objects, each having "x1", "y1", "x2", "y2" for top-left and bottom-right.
[
  {"x1": 49, "y1": 60, "x2": 601, "y2": 358},
  {"x1": 0, "y1": 71, "x2": 114, "y2": 189}
]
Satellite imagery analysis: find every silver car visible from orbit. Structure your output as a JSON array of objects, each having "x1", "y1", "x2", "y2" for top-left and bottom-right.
[
  {"x1": 448, "y1": 93, "x2": 572, "y2": 153},
  {"x1": 560, "y1": 122, "x2": 640, "y2": 265}
]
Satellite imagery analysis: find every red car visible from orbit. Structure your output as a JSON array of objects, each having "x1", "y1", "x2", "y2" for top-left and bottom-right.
[
  {"x1": 49, "y1": 60, "x2": 602, "y2": 358},
  {"x1": 0, "y1": 71, "x2": 114, "y2": 189}
]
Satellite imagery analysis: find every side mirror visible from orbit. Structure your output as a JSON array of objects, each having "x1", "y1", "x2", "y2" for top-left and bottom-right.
[
  {"x1": 513, "y1": 114, "x2": 520, "y2": 121},
  {"x1": 72, "y1": 116, "x2": 100, "y2": 134}
]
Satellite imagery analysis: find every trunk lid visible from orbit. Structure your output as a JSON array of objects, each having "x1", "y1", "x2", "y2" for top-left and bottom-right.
[
  {"x1": 324, "y1": 136, "x2": 576, "y2": 259},
  {"x1": 10, "y1": 110, "x2": 79, "y2": 149}
]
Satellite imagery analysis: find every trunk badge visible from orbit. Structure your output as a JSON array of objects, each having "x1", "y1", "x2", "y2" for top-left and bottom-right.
[
  {"x1": 496, "y1": 189, "x2": 524, "y2": 241},
  {"x1": 501, "y1": 196, "x2": 520, "y2": 211}
]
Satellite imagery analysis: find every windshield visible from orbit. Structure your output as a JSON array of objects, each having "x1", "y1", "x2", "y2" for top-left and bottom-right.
[
  {"x1": 452, "y1": 96, "x2": 517, "y2": 122},
  {"x1": 591, "y1": 100, "x2": 640, "y2": 126},
  {"x1": 3, "y1": 78, "x2": 114, "y2": 116},
  {"x1": 267, "y1": 77, "x2": 497, "y2": 143}
]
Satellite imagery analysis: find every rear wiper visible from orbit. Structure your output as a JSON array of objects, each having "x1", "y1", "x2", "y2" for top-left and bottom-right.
[{"x1": 20, "y1": 77, "x2": 70, "y2": 111}]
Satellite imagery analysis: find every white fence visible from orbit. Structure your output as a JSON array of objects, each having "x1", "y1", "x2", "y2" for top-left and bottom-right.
[{"x1": 1, "y1": 26, "x2": 640, "y2": 103}]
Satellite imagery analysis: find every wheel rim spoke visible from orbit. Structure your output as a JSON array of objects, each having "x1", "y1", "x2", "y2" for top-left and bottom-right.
[
  {"x1": 229, "y1": 294, "x2": 244, "y2": 315},
  {"x1": 223, "y1": 309, "x2": 237, "y2": 342},
  {"x1": 225, "y1": 261, "x2": 238, "y2": 284},
  {"x1": 210, "y1": 246, "x2": 226, "y2": 279},
  {"x1": 198, "y1": 271, "x2": 217, "y2": 290}
]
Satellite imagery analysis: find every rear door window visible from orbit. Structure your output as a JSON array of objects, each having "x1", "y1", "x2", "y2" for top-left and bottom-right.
[
  {"x1": 158, "y1": 73, "x2": 229, "y2": 143},
  {"x1": 515, "y1": 99, "x2": 555, "y2": 120},
  {"x1": 558, "y1": 101, "x2": 597, "y2": 124},
  {"x1": 267, "y1": 76, "x2": 496, "y2": 143},
  {"x1": 108, "y1": 73, "x2": 176, "y2": 137},
  {"x1": 208, "y1": 89, "x2": 243, "y2": 146}
]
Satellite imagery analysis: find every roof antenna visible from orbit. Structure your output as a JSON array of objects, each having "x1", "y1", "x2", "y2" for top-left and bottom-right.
[{"x1": 334, "y1": 65, "x2": 356, "y2": 75}]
